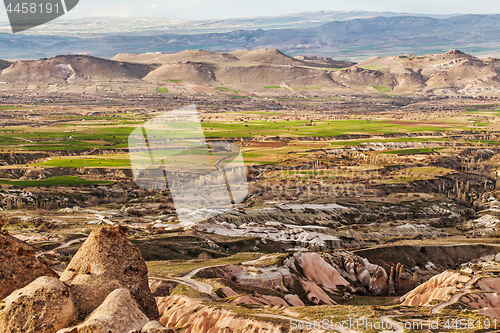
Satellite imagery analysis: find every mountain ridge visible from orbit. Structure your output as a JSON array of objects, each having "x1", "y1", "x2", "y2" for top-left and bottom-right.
[
  {"x1": 1, "y1": 14, "x2": 500, "y2": 61},
  {"x1": 3, "y1": 48, "x2": 500, "y2": 96},
  {"x1": 0, "y1": 10, "x2": 454, "y2": 36}
]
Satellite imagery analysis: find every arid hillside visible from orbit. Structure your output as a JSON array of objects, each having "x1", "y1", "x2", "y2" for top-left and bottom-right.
[
  {"x1": 0, "y1": 60, "x2": 11, "y2": 71},
  {"x1": 3, "y1": 49, "x2": 500, "y2": 96},
  {"x1": 112, "y1": 49, "x2": 242, "y2": 65},
  {"x1": 113, "y1": 48, "x2": 356, "y2": 68},
  {"x1": 0, "y1": 55, "x2": 156, "y2": 83}
]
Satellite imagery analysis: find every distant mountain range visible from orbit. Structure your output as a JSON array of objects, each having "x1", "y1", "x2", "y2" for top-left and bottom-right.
[
  {"x1": 0, "y1": 11, "x2": 453, "y2": 36},
  {"x1": 0, "y1": 12, "x2": 499, "y2": 60}
]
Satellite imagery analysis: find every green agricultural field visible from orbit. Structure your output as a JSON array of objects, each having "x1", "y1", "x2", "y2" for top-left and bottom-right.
[
  {"x1": 37, "y1": 157, "x2": 131, "y2": 168},
  {"x1": 201, "y1": 119, "x2": 469, "y2": 139},
  {"x1": 1, "y1": 125, "x2": 138, "y2": 151},
  {"x1": 0, "y1": 176, "x2": 114, "y2": 187},
  {"x1": 263, "y1": 86, "x2": 282, "y2": 89},
  {"x1": 361, "y1": 65, "x2": 387, "y2": 70},
  {"x1": 157, "y1": 87, "x2": 169, "y2": 93},
  {"x1": 216, "y1": 87, "x2": 240, "y2": 92},
  {"x1": 382, "y1": 147, "x2": 446, "y2": 155},
  {"x1": 373, "y1": 85, "x2": 392, "y2": 93},
  {"x1": 330, "y1": 138, "x2": 451, "y2": 146},
  {"x1": 242, "y1": 152, "x2": 266, "y2": 158}
]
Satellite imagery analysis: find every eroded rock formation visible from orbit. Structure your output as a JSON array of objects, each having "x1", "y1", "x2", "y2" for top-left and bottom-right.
[
  {"x1": 60, "y1": 226, "x2": 158, "y2": 320},
  {"x1": 0, "y1": 228, "x2": 57, "y2": 299},
  {"x1": 0, "y1": 226, "x2": 169, "y2": 333},
  {"x1": 0, "y1": 276, "x2": 76, "y2": 333},
  {"x1": 157, "y1": 295, "x2": 284, "y2": 333}
]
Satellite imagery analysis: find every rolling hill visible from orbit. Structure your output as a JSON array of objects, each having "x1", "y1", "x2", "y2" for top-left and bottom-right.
[
  {"x1": 0, "y1": 55, "x2": 157, "y2": 83},
  {"x1": 3, "y1": 49, "x2": 500, "y2": 96},
  {"x1": 112, "y1": 50, "x2": 241, "y2": 65},
  {"x1": 113, "y1": 48, "x2": 355, "y2": 68}
]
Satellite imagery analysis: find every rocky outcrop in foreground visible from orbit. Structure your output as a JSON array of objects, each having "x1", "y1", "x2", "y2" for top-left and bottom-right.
[
  {"x1": 60, "y1": 226, "x2": 158, "y2": 319},
  {"x1": 0, "y1": 228, "x2": 58, "y2": 299},
  {"x1": 0, "y1": 276, "x2": 76, "y2": 332},
  {"x1": 0, "y1": 226, "x2": 172, "y2": 333}
]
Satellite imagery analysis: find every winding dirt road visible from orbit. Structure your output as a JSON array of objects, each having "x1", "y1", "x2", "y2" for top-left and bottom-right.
[
  {"x1": 150, "y1": 264, "x2": 226, "y2": 299},
  {"x1": 380, "y1": 315, "x2": 404, "y2": 333},
  {"x1": 35, "y1": 237, "x2": 87, "y2": 258}
]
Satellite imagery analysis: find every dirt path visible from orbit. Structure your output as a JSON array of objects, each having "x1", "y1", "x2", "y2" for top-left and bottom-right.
[
  {"x1": 94, "y1": 214, "x2": 115, "y2": 225},
  {"x1": 380, "y1": 315, "x2": 404, "y2": 333},
  {"x1": 431, "y1": 274, "x2": 480, "y2": 314},
  {"x1": 178, "y1": 264, "x2": 226, "y2": 297},
  {"x1": 35, "y1": 237, "x2": 87, "y2": 258},
  {"x1": 150, "y1": 264, "x2": 227, "y2": 299},
  {"x1": 13, "y1": 137, "x2": 34, "y2": 143}
]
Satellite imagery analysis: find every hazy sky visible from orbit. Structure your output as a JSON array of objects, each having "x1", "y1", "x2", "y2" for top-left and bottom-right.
[{"x1": 1, "y1": 0, "x2": 499, "y2": 22}]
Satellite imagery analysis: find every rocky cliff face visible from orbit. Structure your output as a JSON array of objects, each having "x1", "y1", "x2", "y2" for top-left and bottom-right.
[
  {"x1": 322, "y1": 251, "x2": 413, "y2": 296},
  {"x1": 0, "y1": 228, "x2": 58, "y2": 299},
  {"x1": 0, "y1": 226, "x2": 170, "y2": 333}
]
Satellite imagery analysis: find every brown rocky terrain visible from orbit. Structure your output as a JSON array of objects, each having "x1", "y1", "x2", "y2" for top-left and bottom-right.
[
  {"x1": 400, "y1": 260, "x2": 500, "y2": 320},
  {"x1": 0, "y1": 227, "x2": 57, "y2": 299},
  {"x1": 112, "y1": 50, "x2": 241, "y2": 65},
  {"x1": 0, "y1": 276, "x2": 77, "y2": 333},
  {"x1": 228, "y1": 48, "x2": 323, "y2": 67},
  {"x1": 113, "y1": 48, "x2": 354, "y2": 68},
  {"x1": 142, "y1": 61, "x2": 217, "y2": 85},
  {"x1": 293, "y1": 55, "x2": 356, "y2": 68},
  {"x1": 157, "y1": 295, "x2": 285, "y2": 333},
  {"x1": 400, "y1": 270, "x2": 471, "y2": 306},
  {"x1": 0, "y1": 226, "x2": 173, "y2": 333},
  {"x1": 197, "y1": 250, "x2": 415, "y2": 309}
]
